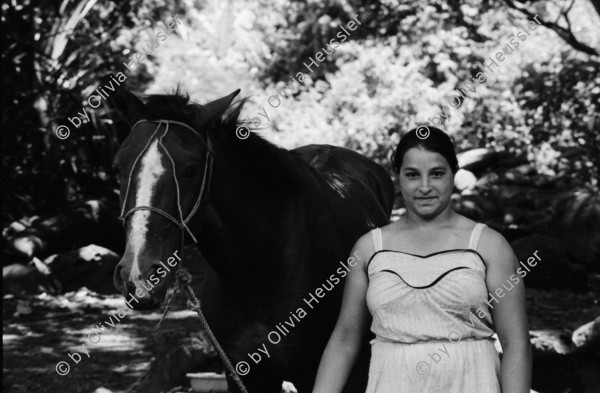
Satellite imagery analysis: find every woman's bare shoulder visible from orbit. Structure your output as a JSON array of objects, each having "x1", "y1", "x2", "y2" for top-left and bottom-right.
[
  {"x1": 351, "y1": 229, "x2": 378, "y2": 269},
  {"x1": 477, "y1": 225, "x2": 515, "y2": 269}
]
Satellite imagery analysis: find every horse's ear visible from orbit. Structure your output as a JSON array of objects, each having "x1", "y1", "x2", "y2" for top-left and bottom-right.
[
  {"x1": 200, "y1": 89, "x2": 241, "y2": 124},
  {"x1": 107, "y1": 75, "x2": 146, "y2": 126}
]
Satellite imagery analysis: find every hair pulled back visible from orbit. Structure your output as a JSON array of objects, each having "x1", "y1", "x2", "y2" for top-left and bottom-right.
[{"x1": 391, "y1": 126, "x2": 459, "y2": 173}]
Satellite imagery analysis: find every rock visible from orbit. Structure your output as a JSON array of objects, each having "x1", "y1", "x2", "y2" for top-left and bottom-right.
[
  {"x1": 572, "y1": 317, "x2": 600, "y2": 353},
  {"x1": 2, "y1": 217, "x2": 37, "y2": 238},
  {"x1": 2, "y1": 235, "x2": 45, "y2": 265},
  {"x1": 454, "y1": 169, "x2": 477, "y2": 191},
  {"x1": 45, "y1": 244, "x2": 120, "y2": 294},
  {"x1": 457, "y1": 148, "x2": 499, "y2": 174},
  {"x1": 30, "y1": 256, "x2": 51, "y2": 275},
  {"x1": 511, "y1": 234, "x2": 587, "y2": 291},
  {"x1": 530, "y1": 330, "x2": 575, "y2": 355},
  {"x1": 529, "y1": 329, "x2": 598, "y2": 393},
  {"x1": 282, "y1": 381, "x2": 297, "y2": 393},
  {"x1": 1, "y1": 198, "x2": 125, "y2": 262},
  {"x1": 2, "y1": 263, "x2": 59, "y2": 295}
]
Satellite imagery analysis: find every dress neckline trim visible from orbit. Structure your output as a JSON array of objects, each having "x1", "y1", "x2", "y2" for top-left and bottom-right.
[{"x1": 367, "y1": 249, "x2": 486, "y2": 270}]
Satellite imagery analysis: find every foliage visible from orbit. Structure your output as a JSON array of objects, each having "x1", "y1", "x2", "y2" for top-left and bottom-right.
[
  {"x1": 2, "y1": 0, "x2": 599, "y2": 229},
  {"x1": 246, "y1": 0, "x2": 600, "y2": 191},
  {"x1": 516, "y1": 57, "x2": 600, "y2": 186},
  {"x1": 1, "y1": 0, "x2": 186, "y2": 224}
]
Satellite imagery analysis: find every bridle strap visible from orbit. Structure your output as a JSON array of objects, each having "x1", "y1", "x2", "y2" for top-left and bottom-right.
[
  {"x1": 121, "y1": 120, "x2": 249, "y2": 393},
  {"x1": 119, "y1": 120, "x2": 213, "y2": 245}
]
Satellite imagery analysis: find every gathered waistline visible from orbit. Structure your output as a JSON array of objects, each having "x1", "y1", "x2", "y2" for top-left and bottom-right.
[{"x1": 370, "y1": 335, "x2": 495, "y2": 345}]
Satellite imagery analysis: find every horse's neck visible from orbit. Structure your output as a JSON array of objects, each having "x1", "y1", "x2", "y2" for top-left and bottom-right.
[{"x1": 194, "y1": 156, "x2": 312, "y2": 293}]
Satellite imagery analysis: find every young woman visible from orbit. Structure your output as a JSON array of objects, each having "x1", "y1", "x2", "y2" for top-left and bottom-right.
[{"x1": 312, "y1": 127, "x2": 531, "y2": 392}]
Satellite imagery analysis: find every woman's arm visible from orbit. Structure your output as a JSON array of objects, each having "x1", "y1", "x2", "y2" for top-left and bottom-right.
[
  {"x1": 311, "y1": 234, "x2": 373, "y2": 393},
  {"x1": 479, "y1": 227, "x2": 532, "y2": 393}
]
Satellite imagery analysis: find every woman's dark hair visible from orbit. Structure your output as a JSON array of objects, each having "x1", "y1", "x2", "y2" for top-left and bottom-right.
[{"x1": 391, "y1": 126, "x2": 459, "y2": 173}]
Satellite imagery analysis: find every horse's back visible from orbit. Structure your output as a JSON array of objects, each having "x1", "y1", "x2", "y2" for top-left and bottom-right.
[{"x1": 292, "y1": 144, "x2": 394, "y2": 223}]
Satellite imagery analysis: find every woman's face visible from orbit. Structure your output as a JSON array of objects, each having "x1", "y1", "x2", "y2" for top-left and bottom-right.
[{"x1": 398, "y1": 147, "x2": 455, "y2": 219}]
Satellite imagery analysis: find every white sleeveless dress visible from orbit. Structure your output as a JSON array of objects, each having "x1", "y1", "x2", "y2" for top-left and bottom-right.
[{"x1": 365, "y1": 223, "x2": 501, "y2": 392}]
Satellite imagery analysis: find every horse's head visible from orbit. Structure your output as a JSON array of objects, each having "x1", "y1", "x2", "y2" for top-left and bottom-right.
[{"x1": 111, "y1": 88, "x2": 241, "y2": 309}]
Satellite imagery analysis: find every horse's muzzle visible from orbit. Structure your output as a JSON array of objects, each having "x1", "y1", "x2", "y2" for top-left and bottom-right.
[{"x1": 113, "y1": 261, "x2": 166, "y2": 310}]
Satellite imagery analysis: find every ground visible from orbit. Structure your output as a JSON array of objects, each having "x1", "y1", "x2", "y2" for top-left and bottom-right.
[{"x1": 3, "y1": 247, "x2": 600, "y2": 393}]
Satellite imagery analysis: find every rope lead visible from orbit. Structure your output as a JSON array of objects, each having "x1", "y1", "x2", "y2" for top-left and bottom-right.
[{"x1": 154, "y1": 267, "x2": 249, "y2": 393}]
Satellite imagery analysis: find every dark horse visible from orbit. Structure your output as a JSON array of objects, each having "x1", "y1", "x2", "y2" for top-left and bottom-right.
[{"x1": 112, "y1": 88, "x2": 394, "y2": 393}]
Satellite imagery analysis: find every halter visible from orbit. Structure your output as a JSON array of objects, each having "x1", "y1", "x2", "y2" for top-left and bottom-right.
[
  {"x1": 118, "y1": 119, "x2": 214, "y2": 245},
  {"x1": 118, "y1": 120, "x2": 249, "y2": 393}
]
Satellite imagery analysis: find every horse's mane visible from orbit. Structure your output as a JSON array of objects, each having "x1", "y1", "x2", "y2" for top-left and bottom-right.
[{"x1": 141, "y1": 89, "x2": 315, "y2": 194}]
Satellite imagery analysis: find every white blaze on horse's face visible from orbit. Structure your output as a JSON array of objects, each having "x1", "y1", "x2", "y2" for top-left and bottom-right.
[{"x1": 128, "y1": 139, "x2": 166, "y2": 284}]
